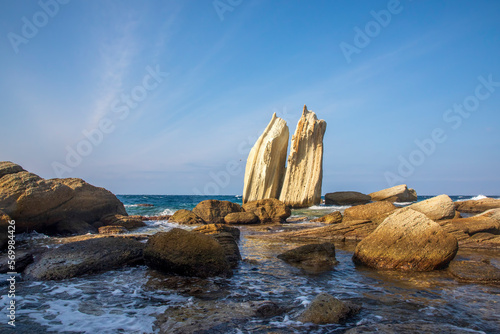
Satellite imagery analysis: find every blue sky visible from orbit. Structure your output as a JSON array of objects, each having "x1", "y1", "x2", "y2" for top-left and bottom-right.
[{"x1": 1, "y1": 0, "x2": 499, "y2": 196}]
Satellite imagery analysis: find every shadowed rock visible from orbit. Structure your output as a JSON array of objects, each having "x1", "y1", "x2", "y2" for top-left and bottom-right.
[
  {"x1": 278, "y1": 243, "x2": 338, "y2": 273},
  {"x1": 298, "y1": 293, "x2": 360, "y2": 324},
  {"x1": 325, "y1": 191, "x2": 371, "y2": 205}
]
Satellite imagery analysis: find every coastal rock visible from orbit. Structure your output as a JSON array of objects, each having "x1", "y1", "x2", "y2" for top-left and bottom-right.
[
  {"x1": 298, "y1": 293, "x2": 360, "y2": 324},
  {"x1": 343, "y1": 201, "x2": 397, "y2": 222},
  {"x1": 278, "y1": 243, "x2": 338, "y2": 273},
  {"x1": 137, "y1": 203, "x2": 154, "y2": 207},
  {"x1": 211, "y1": 232, "x2": 241, "y2": 268},
  {"x1": 353, "y1": 208, "x2": 458, "y2": 271},
  {"x1": 24, "y1": 237, "x2": 144, "y2": 280},
  {"x1": 170, "y1": 209, "x2": 205, "y2": 225},
  {"x1": 98, "y1": 225, "x2": 128, "y2": 234},
  {"x1": 192, "y1": 200, "x2": 243, "y2": 224},
  {"x1": 0, "y1": 210, "x2": 11, "y2": 250},
  {"x1": 325, "y1": 191, "x2": 371, "y2": 205},
  {"x1": 454, "y1": 197, "x2": 500, "y2": 213},
  {"x1": 279, "y1": 106, "x2": 326, "y2": 208},
  {"x1": 408, "y1": 194, "x2": 456, "y2": 220},
  {"x1": 242, "y1": 113, "x2": 289, "y2": 204},
  {"x1": 0, "y1": 162, "x2": 127, "y2": 233},
  {"x1": 345, "y1": 322, "x2": 488, "y2": 334},
  {"x1": 369, "y1": 184, "x2": 417, "y2": 202},
  {"x1": 100, "y1": 214, "x2": 146, "y2": 230},
  {"x1": 439, "y1": 216, "x2": 500, "y2": 237},
  {"x1": 193, "y1": 223, "x2": 241, "y2": 240},
  {"x1": 255, "y1": 301, "x2": 286, "y2": 318},
  {"x1": 224, "y1": 211, "x2": 259, "y2": 225},
  {"x1": 311, "y1": 211, "x2": 343, "y2": 224},
  {"x1": 242, "y1": 198, "x2": 291, "y2": 223},
  {"x1": 144, "y1": 228, "x2": 231, "y2": 278},
  {"x1": 47, "y1": 219, "x2": 97, "y2": 235},
  {"x1": 448, "y1": 259, "x2": 500, "y2": 284},
  {"x1": 0, "y1": 249, "x2": 34, "y2": 273}
]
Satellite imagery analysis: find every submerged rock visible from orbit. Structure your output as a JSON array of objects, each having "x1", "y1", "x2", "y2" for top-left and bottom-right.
[
  {"x1": 242, "y1": 113, "x2": 289, "y2": 204},
  {"x1": 279, "y1": 105, "x2": 326, "y2": 208},
  {"x1": 170, "y1": 209, "x2": 205, "y2": 225},
  {"x1": 192, "y1": 200, "x2": 243, "y2": 224},
  {"x1": 24, "y1": 237, "x2": 144, "y2": 280},
  {"x1": 298, "y1": 293, "x2": 360, "y2": 324},
  {"x1": 278, "y1": 243, "x2": 338, "y2": 273},
  {"x1": 311, "y1": 211, "x2": 343, "y2": 224},
  {"x1": 454, "y1": 197, "x2": 500, "y2": 213},
  {"x1": 353, "y1": 208, "x2": 458, "y2": 271},
  {"x1": 325, "y1": 191, "x2": 371, "y2": 205},
  {"x1": 408, "y1": 194, "x2": 455, "y2": 220},
  {"x1": 448, "y1": 258, "x2": 500, "y2": 284},
  {"x1": 144, "y1": 228, "x2": 231, "y2": 278},
  {"x1": 242, "y1": 198, "x2": 291, "y2": 224},
  {"x1": 369, "y1": 184, "x2": 417, "y2": 202},
  {"x1": 345, "y1": 321, "x2": 487, "y2": 334}
]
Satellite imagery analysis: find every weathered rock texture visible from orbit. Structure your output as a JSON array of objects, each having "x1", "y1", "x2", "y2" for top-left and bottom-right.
[
  {"x1": 193, "y1": 223, "x2": 241, "y2": 240},
  {"x1": 224, "y1": 211, "x2": 259, "y2": 225},
  {"x1": 298, "y1": 293, "x2": 360, "y2": 324},
  {"x1": 0, "y1": 161, "x2": 127, "y2": 233},
  {"x1": 143, "y1": 228, "x2": 231, "y2": 278},
  {"x1": 353, "y1": 208, "x2": 458, "y2": 271},
  {"x1": 325, "y1": 191, "x2": 371, "y2": 205},
  {"x1": 311, "y1": 211, "x2": 343, "y2": 224},
  {"x1": 170, "y1": 209, "x2": 206, "y2": 225},
  {"x1": 24, "y1": 237, "x2": 144, "y2": 280},
  {"x1": 408, "y1": 194, "x2": 456, "y2": 220},
  {"x1": 242, "y1": 113, "x2": 289, "y2": 204},
  {"x1": 279, "y1": 106, "x2": 326, "y2": 208},
  {"x1": 454, "y1": 197, "x2": 500, "y2": 213},
  {"x1": 369, "y1": 184, "x2": 417, "y2": 202},
  {"x1": 242, "y1": 198, "x2": 291, "y2": 223},
  {"x1": 278, "y1": 243, "x2": 338, "y2": 273},
  {"x1": 448, "y1": 259, "x2": 500, "y2": 284},
  {"x1": 192, "y1": 200, "x2": 243, "y2": 224},
  {"x1": 343, "y1": 201, "x2": 397, "y2": 223}
]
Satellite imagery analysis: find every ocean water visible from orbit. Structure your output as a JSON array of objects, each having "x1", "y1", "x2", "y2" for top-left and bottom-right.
[{"x1": 1, "y1": 194, "x2": 499, "y2": 333}]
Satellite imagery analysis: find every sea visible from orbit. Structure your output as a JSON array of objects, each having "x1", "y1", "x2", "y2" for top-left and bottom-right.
[{"x1": 1, "y1": 194, "x2": 499, "y2": 333}]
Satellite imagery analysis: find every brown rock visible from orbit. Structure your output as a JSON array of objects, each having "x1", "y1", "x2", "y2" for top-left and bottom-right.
[
  {"x1": 211, "y1": 232, "x2": 241, "y2": 268},
  {"x1": 343, "y1": 201, "x2": 397, "y2": 222},
  {"x1": 311, "y1": 211, "x2": 343, "y2": 224},
  {"x1": 98, "y1": 225, "x2": 128, "y2": 234},
  {"x1": 278, "y1": 243, "x2": 338, "y2": 273},
  {"x1": 369, "y1": 184, "x2": 417, "y2": 202},
  {"x1": 325, "y1": 191, "x2": 371, "y2": 205},
  {"x1": 0, "y1": 210, "x2": 11, "y2": 250},
  {"x1": 101, "y1": 214, "x2": 146, "y2": 230},
  {"x1": 408, "y1": 194, "x2": 456, "y2": 220},
  {"x1": 242, "y1": 198, "x2": 291, "y2": 223},
  {"x1": 448, "y1": 259, "x2": 500, "y2": 284},
  {"x1": 345, "y1": 322, "x2": 486, "y2": 334},
  {"x1": 170, "y1": 209, "x2": 205, "y2": 225},
  {"x1": 224, "y1": 212, "x2": 259, "y2": 224},
  {"x1": 298, "y1": 293, "x2": 361, "y2": 324},
  {"x1": 0, "y1": 161, "x2": 25, "y2": 178},
  {"x1": 193, "y1": 223, "x2": 240, "y2": 240},
  {"x1": 144, "y1": 228, "x2": 231, "y2": 278},
  {"x1": 47, "y1": 219, "x2": 97, "y2": 236},
  {"x1": 439, "y1": 216, "x2": 500, "y2": 236},
  {"x1": 353, "y1": 208, "x2": 458, "y2": 271},
  {"x1": 455, "y1": 197, "x2": 500, "y2": 213},
  {"x1": 192, "y1": 200, "x2": 243, "y2": 224},
  {"x1": 24, "y1": 237, "x2": 144, "y2": 280}
]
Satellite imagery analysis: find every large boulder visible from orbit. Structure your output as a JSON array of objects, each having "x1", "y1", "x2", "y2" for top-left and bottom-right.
[
  {"x1": 408, "y1": 194, "x2": 456, "y2": 220},
  {"x1": 144, "y1": 228, "x2": 231, "y2": 278},
  {"x1": 279, "y1": 106, "x2": 327, "y2": 208},
  {"x1": 211, "y1": 232, "x2": 241, "y2": 268},
  {"x1": 454, "y1": 197, "x2": 500, "y2": 214},
  {"x1": 278, "y1": 243, "x2": 338, "y2": 273},
  {"x1": 311, "y1": 211, "x2": 343, "y2": 224},
  {"x1": 242, "y1": 198, "x2": 291, "y2": 223},
  {"x1": 369, "y1": 184, "x2": 417, "y2": 202},
  {"x1": 298, "y1": 293, "x2": 360, "y2": 324},
  {"x1": 193, "y1": 223, "x2": 240, "y2": 240},
  {"x1": 224, "y1": 212, "x2": 259, "y2": 225},
  {"x1": 192, "y1": 200, "x2": 243, "y2": 224},
  {"x1": 170, "y1": 209, "x2": 205, "y2": 225},
  {"x1": 325, "y1": 191, "x2": 371, "y2": 206},
  {"x1": 242, "y1": 113, "x2": 289, "y2": 204},
  {"x1": 353, "y1": 208, "x2": 458, "y2": 271},
  {"x1": 0, "y1": 162, "x2": 127, "y2": 233},
  {"x1": 343, "y1": 201, "x2": 397, "y2": 222},
  {"x1": 23, "y1": 237, "x2": 144, "y2": 280}
]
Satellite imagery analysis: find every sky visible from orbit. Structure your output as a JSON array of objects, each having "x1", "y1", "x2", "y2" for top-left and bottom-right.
[{"x1": 1, "y1": 0, "x2": 499, "y2": 196}]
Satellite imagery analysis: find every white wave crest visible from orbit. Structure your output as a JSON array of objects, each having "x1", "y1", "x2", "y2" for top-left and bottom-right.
[{"x1": 470, "y1": 194, "x2": 487, "y2": 201}]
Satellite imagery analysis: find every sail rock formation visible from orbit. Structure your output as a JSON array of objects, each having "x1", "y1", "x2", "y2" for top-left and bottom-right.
[{"x1": 243, "y1": 105, "x2": 326, "y2": 208}]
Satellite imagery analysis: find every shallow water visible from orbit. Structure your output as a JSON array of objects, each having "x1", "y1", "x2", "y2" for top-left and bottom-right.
[{"x1": 1, "y1": 195, "x2": 499, "y2": 333}]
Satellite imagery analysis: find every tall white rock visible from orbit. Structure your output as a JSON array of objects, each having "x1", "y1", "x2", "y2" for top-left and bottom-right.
[
  {"x1": 242, "y1": 113, "x2": 289, "y2": 204},
  {"x1": 279, "y1": 105, "x2": 326, "y2": 208}
]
